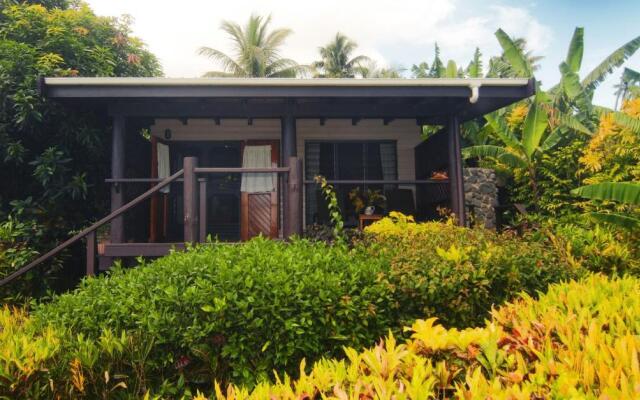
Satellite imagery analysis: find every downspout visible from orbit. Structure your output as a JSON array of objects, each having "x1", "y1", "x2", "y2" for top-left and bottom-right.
[{"x1": 468, "y1": 82, "x2": 481, "y2": 103}]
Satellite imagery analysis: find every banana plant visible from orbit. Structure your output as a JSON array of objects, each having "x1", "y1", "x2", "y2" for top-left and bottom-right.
[
  {"x1": 463, "y1": 92, "x2": 550, "y2": 208},
  {"x1": 571, "y1": 182, "x2": 640, "y2": 229}
]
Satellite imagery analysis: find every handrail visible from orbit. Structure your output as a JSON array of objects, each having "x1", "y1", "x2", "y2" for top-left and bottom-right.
[
  {"x1": 302, "y1": 179, "x2": 449, "y2": 184},
  {"x1": 194, "y1": 167, "x2": 290, "y2": 173},
  {"x1": 0, "y1": 169, "x2": 184, "y2": 287}
]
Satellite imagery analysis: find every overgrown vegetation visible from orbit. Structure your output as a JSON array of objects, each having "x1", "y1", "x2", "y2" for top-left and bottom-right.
[
  {"x1": 0, "y1": 1, "x2": 161, "y2": 299},
  {"x1": 214, "y1": 275, "x2": 640, "y2": 399},
  {"x1": 0, "y1": 212, "x2": 622, "y2": 396}
]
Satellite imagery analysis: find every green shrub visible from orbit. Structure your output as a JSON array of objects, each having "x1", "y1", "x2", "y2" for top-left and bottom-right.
[
  {"x1": 212, "y1": 275, "x2": 640, "y2": 399},
  {"x1": 29, "y1": 217, "x2": 583, "y2": 391},
  {"x1": 364, "y1": 213, "x2": 582, "y2": 327},
  {"x1": 34, "y1": 238, "x2": 397, "y2": 387}
]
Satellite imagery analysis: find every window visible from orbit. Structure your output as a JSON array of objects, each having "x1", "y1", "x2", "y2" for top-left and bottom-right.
[{"x1": 305, "y1": 141, "x2": 397, "y2": 226}]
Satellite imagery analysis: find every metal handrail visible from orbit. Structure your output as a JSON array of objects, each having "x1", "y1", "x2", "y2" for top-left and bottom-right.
[{"x1": 0, "y1": 169, "x2": 184, "y2": 287}]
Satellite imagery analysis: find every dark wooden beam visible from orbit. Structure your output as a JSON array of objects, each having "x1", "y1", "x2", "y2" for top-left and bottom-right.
[
  {"x1": 199, "y1": 179, "x2": 207, "y2": 243},
  {"x1": 286, "y1": 157, "x2": 303, "y2": 238},
  {"x1": 86, "y1": 231, "x2": 96, "y2": 276},
  {"x1": 183, "y1": 157, "x2": 199, "y2": 243},
  {"x1": 110, "y1": 114, "x2": 125, "y2": 243},
  {"x1": 101, "y1": 242, "x2": 186, "y2": 257},
  {"x1": 447, "y1": 115, "x2": 465, "y2": 226}
]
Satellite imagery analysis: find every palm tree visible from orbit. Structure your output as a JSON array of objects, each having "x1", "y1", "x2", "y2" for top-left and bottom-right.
[
  {"x1": 358, "y1": 60, "x2": 405, "y2": 78},
  {"x1": 487, "y1": 32, "x2": 543, "y2": 78},
  {"x1": 198, "y1": 14, "x2": 305, "y2": 77},
  {"x1": 614, "y1": 68, "x2": 640, "y2": 110},
  {"x1": 313, "y1": 33, "x2": 370, "y2": 78}
]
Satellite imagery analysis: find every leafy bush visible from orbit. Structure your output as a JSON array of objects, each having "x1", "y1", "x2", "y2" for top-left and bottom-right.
[
  {"x1": 27, "y1": 215, "x2": 583, "y2": 392},
  {"x1": 34, "y1": 238, "x2": 398, "y2": 388},
  {"x1": 363, "y1": 212, "x2": 583, "y2": 327},
  {"x1": 213, "y1": 274, "x2": 640, "y2": 399}
]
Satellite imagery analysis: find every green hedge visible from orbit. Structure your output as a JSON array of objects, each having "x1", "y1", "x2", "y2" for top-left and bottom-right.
[
  {"x1": 34, "y1": 238, "x2": 397, "y2": 387},
  {"x1": 31, "y1": 220, "x2": 582, "y2": 391}
]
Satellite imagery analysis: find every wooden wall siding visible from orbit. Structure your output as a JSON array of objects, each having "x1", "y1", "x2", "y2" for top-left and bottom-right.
[{"x1": 150, "y1": 118, "x2": 423, "y2": 181}]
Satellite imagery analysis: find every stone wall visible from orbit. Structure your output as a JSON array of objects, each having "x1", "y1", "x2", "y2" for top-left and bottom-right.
[{"x1": 463, "y1": 168, "x2": 498, "y2": 229}]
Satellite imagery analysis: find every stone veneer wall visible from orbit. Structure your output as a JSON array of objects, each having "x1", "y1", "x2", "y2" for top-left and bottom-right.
[{"x1": 463, "y1": 168, "x2": 498, "y2": 229}]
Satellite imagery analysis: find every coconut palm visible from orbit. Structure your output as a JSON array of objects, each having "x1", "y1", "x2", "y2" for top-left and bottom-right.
[
  {"x1": 198, "y1": 14, "x2": 305, "y2": 77},
  {"x1": 313, "y1": 33, "x2": 370, "y2": 78},
  {"x1": 358, "y1": 60, "x2": 405, "y2": 78},
  {"x1": 487, "y1": 32, "x2": 543, "y2": 78},
  {"x1": 614, "y1": 68, "x2": 640, "y2": 109}
]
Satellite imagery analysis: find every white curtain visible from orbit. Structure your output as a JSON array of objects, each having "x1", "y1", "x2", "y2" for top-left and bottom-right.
[
  {"x1": 379, "y1": 142, "x2": 397, "y2": 191},
  {"x1": 157, "y1": 142, "x2": 170, "y2": 194},
  {"x1": 241, "y1": 145, "x2": 275, "y2": 193}
]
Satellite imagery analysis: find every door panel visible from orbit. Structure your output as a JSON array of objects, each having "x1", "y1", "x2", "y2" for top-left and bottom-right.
[{"x1": 240, "y1": 140, "x2": 279, "y2": 240}]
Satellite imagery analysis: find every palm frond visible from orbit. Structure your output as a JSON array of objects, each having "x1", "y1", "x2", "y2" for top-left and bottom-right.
[
  {"x1": 581, "y1": 35, "x2": 640, "y2": 91},
  {"x1": 572, "y1": 182, "x2": 640, "y2": 205},
  {"x1": 522, "y1": 94, "x2": 549, "y2": 158},
  {"x1": 555, "y1": 112, "x2": 593, "y2": 136},
  {"x1": 565, "y1": 27, "x2": 584, "y2": 73},
  {"x1": 586, "y1": 212, "x2": 640, "y2": 230},
  {"x1": 463, "y1": 145, "x2": 527, "y2": 169},
  {"x1": 559, "y1": 61, "x2": 582, "y2": 99},
  {"x1": 494, "y1": 29, "x2": 532, "y2": 77},
  {"x1": 611, "y1": 111, "x2": 640, "y2": 134},
  {"x1": 197, "y1": 47, "x2": 245, "y2": 76}
]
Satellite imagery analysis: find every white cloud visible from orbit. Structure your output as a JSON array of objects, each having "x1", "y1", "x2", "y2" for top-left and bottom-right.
[{"x1": 85, "y1": 0, "x2": 553, "y2": 77}]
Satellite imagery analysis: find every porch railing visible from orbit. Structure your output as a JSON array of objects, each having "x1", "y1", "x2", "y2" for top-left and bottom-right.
[
  {"x1": 0, "y1": 169, "x2": 185, "y2": 287},
  {"x1": 0, "y1": 156, "x2": 303, "y2": 287}
]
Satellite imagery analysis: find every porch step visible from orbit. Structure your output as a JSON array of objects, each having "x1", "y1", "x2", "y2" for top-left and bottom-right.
[{"x1": 100, "y1": 242, "x2": 186, "y2": 258}]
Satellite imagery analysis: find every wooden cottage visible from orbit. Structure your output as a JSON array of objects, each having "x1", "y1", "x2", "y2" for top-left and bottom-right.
[{"x1": 16, "y1": 77, "x2": 534, "y2": 277}]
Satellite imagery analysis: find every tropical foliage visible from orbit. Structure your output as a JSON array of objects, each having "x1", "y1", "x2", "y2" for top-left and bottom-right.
[
  {"x1": 463, "y1": 27, "x2": 640, "y2": 215},
  {"x1": 312, "y1": 33, "x2": 370, "y2": 78},
  {"x1": 0, "y1": 1, "x2": 160, "y2": 299},
  {"x1": 213, "y1": 275, "x2": 640, "y2": 399},
  {"x1": 198, "y1": 14, "x2": 304, "y2": 77}
]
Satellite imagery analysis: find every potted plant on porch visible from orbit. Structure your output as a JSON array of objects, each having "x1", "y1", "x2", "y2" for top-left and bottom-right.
[{"x1": 348, "y1": 187, "x2": 387, "y2": 215}]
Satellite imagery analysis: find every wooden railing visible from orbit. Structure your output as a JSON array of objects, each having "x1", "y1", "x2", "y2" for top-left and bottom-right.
[
  {"x1": 0, "y1": 156, "x2": 303, "y2": 287},
  {"x1": 0, "y1": 169, "x2": 185, "y2": 287}
]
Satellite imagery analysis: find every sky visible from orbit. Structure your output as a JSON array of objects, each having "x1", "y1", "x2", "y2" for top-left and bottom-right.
[{"x1": 85, "y1": 0, "x2": 640, "y2": 108}]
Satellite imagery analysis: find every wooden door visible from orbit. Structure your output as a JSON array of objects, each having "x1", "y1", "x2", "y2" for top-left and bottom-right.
[{"x1": 240, "y1": 140, "x2": 279, "y2": 240}]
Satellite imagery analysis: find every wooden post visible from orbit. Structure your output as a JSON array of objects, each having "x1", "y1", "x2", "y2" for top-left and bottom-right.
[
  {"x1": 199, "y1": 178, "x2": 207, "y2": 242},
  {"x1": 287, "y1": 157, "x2": 303, "y2": 237},
  {"x1": 110, "y1": 114, "x2": 125, "y2": 243},
  {"x1": 149, "y1": 136, "x2": 159, "y2": 242},
  {"x1": 86, "y1": 230, "x2": 96, "y2": 276},
  {"x1": 282, "y1": 113, "x2": 297, "y2": 237},
  {"x1": 447, "y1": 115, "x2": 466, "y2": 226},
  {"x1": 183, "y1": 157, "x2": 199, "y2": 243}
]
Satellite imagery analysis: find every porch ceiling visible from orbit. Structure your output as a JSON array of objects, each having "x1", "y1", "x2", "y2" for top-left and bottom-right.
[{"x1": 41, "y1": 77, "x2": 535, "y2": 124}]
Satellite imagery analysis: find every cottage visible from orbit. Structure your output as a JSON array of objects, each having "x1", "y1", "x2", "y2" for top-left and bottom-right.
[{"x1": 9, "y1": 77, "x2": 534, "y2": 279}]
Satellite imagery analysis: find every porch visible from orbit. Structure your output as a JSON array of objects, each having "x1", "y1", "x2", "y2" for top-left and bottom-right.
[{"x1": 11, "y1": 77, "x2": 535, "y2": 278}]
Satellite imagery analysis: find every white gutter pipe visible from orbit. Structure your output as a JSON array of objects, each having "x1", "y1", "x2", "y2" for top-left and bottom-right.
[{"x1": 468, "y1": 82, "x2": 481, "y2": 103}]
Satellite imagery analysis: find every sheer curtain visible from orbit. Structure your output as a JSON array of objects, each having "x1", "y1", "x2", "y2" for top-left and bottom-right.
[
  {"x1": 240, "y1": 145, "x2": 275, "y2": 193},
  {"x1": 157, "y1": 142, "x2": 171, "y2": 194},
  {"x1": 379, "y1": 142, "x2": 397, "y2": 191}
]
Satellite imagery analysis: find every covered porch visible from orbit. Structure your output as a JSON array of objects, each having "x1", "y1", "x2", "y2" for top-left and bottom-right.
[{"x1": 41, "y1": 77, "x2": 534, "y2": 270}]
